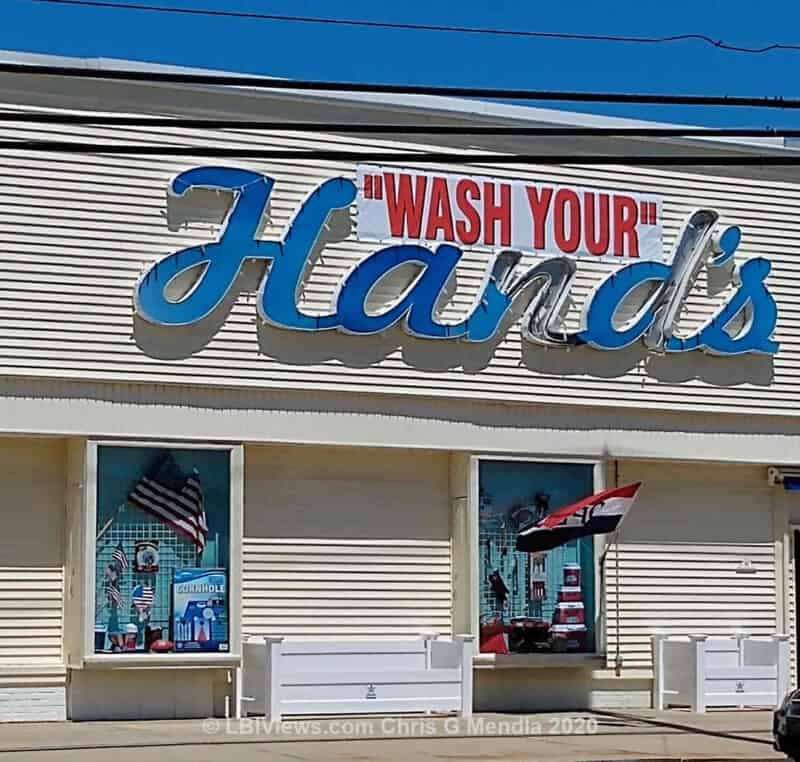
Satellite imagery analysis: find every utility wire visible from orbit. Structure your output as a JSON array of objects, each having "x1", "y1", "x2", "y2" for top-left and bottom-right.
[
  {"x1": 0, "y1": 113, "x2": 800, "y2": 137},
  {"x1": 0, "y1": 141, "x2": 798, "y2": 164},
  {"x1": 1, "y1": 60, "x2": 799, "y2": 110},
  {"x1": 25, "y1": 0, "x2": 800, "y2": 56}
]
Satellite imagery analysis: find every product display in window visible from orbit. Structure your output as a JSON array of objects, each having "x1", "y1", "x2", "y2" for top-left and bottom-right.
[
  {"x1": 93, "y1": 446, "x2": 231, "y2": 655},
  {"x1": 133, "y1": 540, "x2": 160, "y2": 573},
  {"x1": 478, "y1": 460, "x2": 596, "y2": 655},
  {"x1": 172, "y1": 568, "x2": 229, "y2": 652}
]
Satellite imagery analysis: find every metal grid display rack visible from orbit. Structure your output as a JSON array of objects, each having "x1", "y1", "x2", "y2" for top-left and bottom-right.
[
  {"x1": 95, "y1": 518, "x2": 218, "y2": 650},
  {"x1": 480, "y1": 526, "x2": 579, "y2": 625}
]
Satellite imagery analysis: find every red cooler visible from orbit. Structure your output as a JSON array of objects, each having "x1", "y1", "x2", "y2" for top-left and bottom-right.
[
  {"x1": 557, "y1": 586, "x2": 583, "y2": 603},
  {"x1": 552, "y1": 602, "x2": 585, "y2": 625},
  {"x1": 550, "y1": 624, "x2": 588, "y2": 652},
  {"x1": 563, "y1": 563, "x2": 581, "y2": 587}
]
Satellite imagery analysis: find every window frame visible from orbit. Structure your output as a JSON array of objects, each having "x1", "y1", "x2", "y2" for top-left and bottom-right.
[
  {"x1": 469, "y1": 454, "x2": 607, "y2": 665},
  {"x1": 78, "y1": 439, "x2": 243, "y2": 669}
]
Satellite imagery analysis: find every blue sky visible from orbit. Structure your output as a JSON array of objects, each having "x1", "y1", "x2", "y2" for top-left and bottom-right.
[{"x1": 2, "y1": 0, "x2": 800, "y2": 126}]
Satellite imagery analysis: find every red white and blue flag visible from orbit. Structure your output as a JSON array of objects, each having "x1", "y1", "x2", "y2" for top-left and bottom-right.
[
  {"x1": 111, "y1": 542, "x2": 129, "y2": 571},
  {"x1": 105, "y1": 583, "x2": 123, "y2": 608},
  {"x1": 131, "y1": 584, "x2": 154, "y2": 613},
  {"x1": 516, "y1": 482, "x2": 642, "y2": 553},
  {"x1": 128, "y1": 454, "x2": 208, "y2": 554}
]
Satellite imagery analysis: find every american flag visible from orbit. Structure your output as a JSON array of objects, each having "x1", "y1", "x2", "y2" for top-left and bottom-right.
[
  {"x1": 111, "y1": 542, "x2": 129, "y2": 571},
  {"x1": 106, "y1": 584, "x2": 123, "y2": 608},
  {"x1": 128, "y1": 454, "x2": 208, "y2": 553},
  {"x1": 131, "y1": 584, "x2": 154, "y2": 612}
]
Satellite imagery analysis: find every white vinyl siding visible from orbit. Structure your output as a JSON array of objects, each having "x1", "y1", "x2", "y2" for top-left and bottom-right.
[
  {"x1": 604, "y1": 461, "x2": 777, "y2": 669},
  {"x1": 242, "y1": 445, "x2": 452, "y2": 639},
  {"x1": 243, "y1": 538, "x2": 452, "y2": 637},
  {"x1": 0, "y1": 437, "x2": 66, "y2": 721},
  {"x1": 0, "y1": 110, "x2": 797, "y2": 417},
  {"x1": 0, "y1": 567, "x2": 63, "y2": 666}
]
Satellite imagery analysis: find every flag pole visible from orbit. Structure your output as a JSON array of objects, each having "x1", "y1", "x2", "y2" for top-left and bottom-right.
[
  {"x1": 609, "y1": 473, "x2": 640, "y2": 678},
  {"x1": 97, "y1": 502, "x2": 126, "y2": 543},
  {"x1": 612, "y1": 459, "x2": 622, "y2": 677},
  {"x1": 614, "y1": 529, "x2": 622, "y2": 677}
]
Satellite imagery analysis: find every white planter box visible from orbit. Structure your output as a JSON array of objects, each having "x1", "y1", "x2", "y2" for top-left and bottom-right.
[
  {"x1": 239, "y1": 633, "x2": 474, "y2": 721},
  {"x1": 653, "y1": 633, "x2": 790, "y2": 713}
]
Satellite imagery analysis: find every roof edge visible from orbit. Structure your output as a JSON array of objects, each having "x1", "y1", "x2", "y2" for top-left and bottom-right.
[{"x1": 0, "y1": 47, "x2": 789, "y2": 153}]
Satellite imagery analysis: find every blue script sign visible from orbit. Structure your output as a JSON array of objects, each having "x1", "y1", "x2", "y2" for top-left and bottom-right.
[{"x1": 134, "y1": 167, "x2": 779, "y2": 356}]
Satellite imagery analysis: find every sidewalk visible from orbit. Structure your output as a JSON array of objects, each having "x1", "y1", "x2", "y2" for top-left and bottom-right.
[{"x1": 0, "y1": 709, "x2": 785, "y2": 761}]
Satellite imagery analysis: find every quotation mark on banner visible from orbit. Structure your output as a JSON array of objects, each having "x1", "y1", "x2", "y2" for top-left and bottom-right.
[
  {"x1": 363, "y1": 175, "x2": 384, "y2": 200},
  {"x1": 638, "y1": 201, "x2": 658, "y2": 225}
]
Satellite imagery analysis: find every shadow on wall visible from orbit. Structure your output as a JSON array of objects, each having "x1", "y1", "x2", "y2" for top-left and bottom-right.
[
  {"x1": 133, "y1": 260, "x2": 268, "y2": 360},
  {"x1": 523, "y1": 342, "x2": 774, "y2": 387},
  {"x1": 134, "y1": 313, "x2": 775, "y2": 389},
  {"x1": 133, "y1": 206, "x2": 352, "y2": 361},
  {"x1": 473, "y1": 669, "x2": 652, "y2": 712},
  {"x1": 254, "y1": 309, "x2": 524, "y2": 374},
  {"x1": 7, "y1": 374, "x2": 800, "y2": 439}
]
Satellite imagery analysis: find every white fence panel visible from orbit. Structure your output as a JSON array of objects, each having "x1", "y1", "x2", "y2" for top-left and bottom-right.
[
  {"x1": 240, "y1": 634, "x2": 473, "y2": 720},
  {"x1": 653, "y1": 634, "x2": 790, "y2": 712}
]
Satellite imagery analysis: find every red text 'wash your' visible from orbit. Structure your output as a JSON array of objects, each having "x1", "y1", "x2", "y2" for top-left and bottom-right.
[{"x1": 356, "y1": 165, "x2": 663, "y2": 262}]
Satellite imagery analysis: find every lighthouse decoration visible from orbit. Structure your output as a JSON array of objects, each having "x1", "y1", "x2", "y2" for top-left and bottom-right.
[{"x1": 550, "y1": 563, "x2": 588, "y2": 652}]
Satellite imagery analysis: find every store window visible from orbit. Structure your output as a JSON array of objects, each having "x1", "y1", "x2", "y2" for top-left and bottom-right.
[
  {"x1": 93, "y1": 445, "x2": 231, "y2": 655},
  {"x1": 478, "y1": 460, "x2": 596, "y2": 655}
]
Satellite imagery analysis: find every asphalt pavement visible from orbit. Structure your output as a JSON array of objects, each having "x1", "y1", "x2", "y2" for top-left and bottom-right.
[{"x1": 0, "y1": 709, "x2": 785, "y2": 761}]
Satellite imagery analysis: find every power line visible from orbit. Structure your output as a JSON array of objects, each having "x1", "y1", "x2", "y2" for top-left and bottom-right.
[
  {"x1": 25, "y1": 0, "x2": 800, "y2": 56},
  {"x1": 1, "y1": 113, "x2": 800, "y2": 137},
  {"x1": 1, "y1": 60, "x2": 799, "y2": 110},
  {"x1": 0, "y1": 141, "x2": 798, "y2": 164}
]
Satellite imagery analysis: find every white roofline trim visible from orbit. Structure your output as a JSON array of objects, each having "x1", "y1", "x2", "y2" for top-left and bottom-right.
[{"x1": 0, "y1": 47, "x2": 788, "y2": 151}]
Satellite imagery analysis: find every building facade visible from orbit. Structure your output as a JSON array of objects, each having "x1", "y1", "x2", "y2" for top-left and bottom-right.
[{"x1": 0, "y1": 51, "x2": 799, "y2": 721}]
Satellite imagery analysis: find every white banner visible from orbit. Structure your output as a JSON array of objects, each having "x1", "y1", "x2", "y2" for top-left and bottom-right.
[{"x1": 356, "y1": 164, "x2": 664, "y2": 263}]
